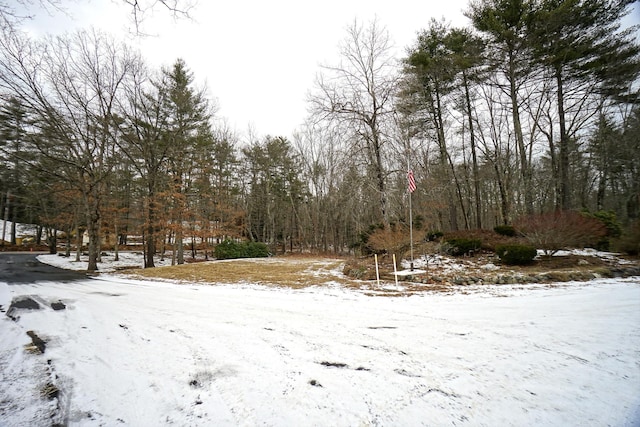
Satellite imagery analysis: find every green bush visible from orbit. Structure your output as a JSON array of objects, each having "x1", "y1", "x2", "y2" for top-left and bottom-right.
[
  {"x1": 494, "y1": 225, "x2": 516, "y2": 237},
  {"x1": 445, "y1": 238, "x2": 481, "y2": 256},
  {"x1": 245, "y1": 241, "x2": 270, "y2": 258},
  {"x1": 614, "y1": 220, "x2": 640, "y2": 256},
  {"x1": 214, "y1": 240, "x2": 270, "y2": 260},
  {"x1": 214, "y1": 240, "x2": 241, "y2": 259},
  {"x1": 581, "y1": 210, "x2": 622, "y2": 251},
  {"x1": 426, "y1": 230, "x2": 444, "y2": 241},
  {"x1": 496, "y1": 244, "x2": 537, "y2": 265}
]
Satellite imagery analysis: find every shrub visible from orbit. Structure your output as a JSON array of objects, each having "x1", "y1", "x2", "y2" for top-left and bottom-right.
[
  {"x1": 351, "y1": 223, "x2": 385, "y2": 254},
  {"x1": 494, "y1": 225, "x2": 516, "y2": 237},
  {"x1": 367, "y1": 226, "x2": 407, "y2": 255},
  {"x1": 214, "y1": 240, "x2": 242, "y2": 259},
  {"x1": 514, "y1": 210, "x2": 607, "y2": 256},
  {"x1": 581, "y1": 210, "x2": 623, "y2": 251},
  {"x1": 444, "y1": 228, "x2": 523, "y2": 251},
  {"x1": 614, "y1": 220, "x2": 640, "y2": 256},
  {"x1": 245, "y1": 241, "x2": 270, "y2": 258},
  {"x1": 426, "y1": 230, "x2": 444, "y2": 241},
  {"x1": 444, "y1": 238, "x2": 481, "y2": 256},
  {"x1": 495, "y1": 244, "x2": 537, "y2": 265},
  {"x1": 367, "y1": 225, "x2": 425, "y2": 261},
  {"x1": 214, "y1": 240, "x2": 269, "y2": 260}
]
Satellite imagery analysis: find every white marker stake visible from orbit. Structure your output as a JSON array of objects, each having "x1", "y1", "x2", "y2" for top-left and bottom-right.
[
  {"x1": 393, "y1": 253, "x2": 399, "y2": 289},
  {"x1": 374, "y1": 253, "x2": 380, "y2": 287}
]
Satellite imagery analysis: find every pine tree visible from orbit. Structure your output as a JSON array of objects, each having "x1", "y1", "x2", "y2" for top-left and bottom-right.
[
  {"x1": 162, "y1": 58, "x2": 211, "y2": 264},
  {"x1": 529, "y1": 0, "x2": 640, "y2": 209},
  {"x1": 467, "y1": 0, "x2": 537, "y2": 215}
]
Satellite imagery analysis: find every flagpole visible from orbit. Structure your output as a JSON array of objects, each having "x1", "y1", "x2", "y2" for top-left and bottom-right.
[
  {"x1": 409, "y1": 184, "x2": 414, "y2": 271},
  {"x1": 408, "y1": 159, "x2": 414, "y2": 271}
]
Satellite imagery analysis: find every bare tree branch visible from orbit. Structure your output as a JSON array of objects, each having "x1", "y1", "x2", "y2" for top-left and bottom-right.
[{"x1": 1, "y1": 0, "x2": 196, "y2": 34}]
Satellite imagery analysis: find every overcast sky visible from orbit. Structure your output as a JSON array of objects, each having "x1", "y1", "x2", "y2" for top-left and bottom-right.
[
  {"x1": 18, "y1": 0, "x2": 639, "y2": 140},
  {"x1": 16, "y1": 0, "x2": 467, "y2": 137}
]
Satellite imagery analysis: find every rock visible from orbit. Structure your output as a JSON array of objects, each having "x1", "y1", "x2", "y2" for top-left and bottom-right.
[
  {"x1": 26, "y1": 330, "x2": 46, "y2": 353},
  {"x1": 6, "y1": 296, "x2": 41, "y2": 321},
  {"x1": 51, "y1": 301, "x2": 66, "y2": 311}
]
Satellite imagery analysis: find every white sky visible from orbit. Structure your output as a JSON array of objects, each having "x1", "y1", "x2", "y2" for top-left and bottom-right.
[{"x1": 18, "y1": 0, "x2": 472, "y2": 139}]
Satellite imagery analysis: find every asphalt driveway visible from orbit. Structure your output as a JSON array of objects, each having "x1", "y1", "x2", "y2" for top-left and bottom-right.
[{"x1": 0, "y1": 252, "x2": 86, "y2": 284}]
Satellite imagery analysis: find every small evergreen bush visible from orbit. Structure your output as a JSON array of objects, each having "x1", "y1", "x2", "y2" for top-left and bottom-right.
[
  {"x1": 214, "y1": 240, "x2": 269, "y2": 260},
  {"x1": 496, "y1": 244, "x2": 537, "y2": 265},
  {"x1": 445, "y1": 238, "x2": 481, "y2": 256},
  {"x1": 426, "y1": 230, "x2": 444, "y2": 241},
  {"x1": 494, "y1": 225, "x2": 516, "y2": 237},
  {"x1": 582, "y1": 210, "x2": 622, "y2": 251},
  {"x1": 245, "y1": 241, "x2": 270, "y2": 258},
  {"x1": 614, "y1": 220, "x2": 640, "y2": 256}
]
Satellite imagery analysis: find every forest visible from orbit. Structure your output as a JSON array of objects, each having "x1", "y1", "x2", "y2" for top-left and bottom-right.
[{"x1": 0, "y1": 0, "x2": 639, "y2": 271}]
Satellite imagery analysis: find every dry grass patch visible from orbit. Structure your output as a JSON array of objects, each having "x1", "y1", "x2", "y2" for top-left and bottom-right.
[
  {"x1": 126, "y1": 256, "x2": 351, "y2": 288},
  {"x1": 122, "y1": 252, "x2": 638, "y2": 294}
]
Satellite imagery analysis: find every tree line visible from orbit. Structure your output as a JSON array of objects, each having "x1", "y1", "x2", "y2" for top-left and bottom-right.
[{"x1": 1, "y1": 0, "x2": 639, "y2": 271}]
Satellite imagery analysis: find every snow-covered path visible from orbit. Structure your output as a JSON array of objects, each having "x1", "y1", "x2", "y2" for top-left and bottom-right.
[{"x1": 1, "y1": 275, "x2": 640, "y2": 426}]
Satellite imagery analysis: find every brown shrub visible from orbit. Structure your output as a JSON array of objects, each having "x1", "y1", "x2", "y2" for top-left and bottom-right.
[
  {"x1": 367, "y1": 226, "x2": 424, "y2": 261},
  {"x1": 443, "y1": 229, "x2": 524, "y2": 251},
  {"x1": 514, "y1": 211, "x2": 607, "y2": 256}
]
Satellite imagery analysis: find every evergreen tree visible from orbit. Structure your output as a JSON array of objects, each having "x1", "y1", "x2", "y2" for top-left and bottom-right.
[
  {"x1": 162, "y1": 58, "x2": 211, "y2": 264},
  {"x1": 0, "y1": 97, "x2": 30, "y2": 244},
  {"x1": 402, "y1": 19, "x2": 468, "y2": 230},
  {"x1": 467, "y1": 0, "x2": 537, "y2": 215},
  {"x1": 445, "y1": 27, "x2": 487, "y2": 228},
  {"x1": 529, "y1": 0, "x2": 640, "y2": 209},
  {"x1": 243, "y1": 136, "x2": 305, "y2": 252}
]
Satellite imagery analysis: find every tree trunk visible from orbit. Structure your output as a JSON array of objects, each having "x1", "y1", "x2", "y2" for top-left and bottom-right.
[
  {"x1": 1, "y1": 190, "x2": 9, "y2": 246},
  {"x1": 371, "y1": 127, "x2": 388, "y2": 227},
  {"x1": 76, "y1": 224, "x2": 82, "y2": 262},
  {"x1": 145, "y1": 197, "x2": 156, "y2": 268},
  {"x1": 65, "y1": 226, "x2": 72, "y2": 257},
  {"x1": 556, "y1": 68, "x2": 570, "y2": 210},
  {"x1": 508, "y1": 51, "x2": 533, "y2": 215},
  {"x1": 176, "y1": 227, "x2": 184, "y2": 264},
  {"x1": 10, "y1": 202, "x2": 17, "y2": 245},
  {"x1": 85, "y1": 197, "x2": 101, "y2": 272},
  {"x1": 463, "y1": 72, "x2": 482, "y2": 229},
  {"x1": 433, "y1": 87, "x2": 459, "y2": 231},
  {"x1": 47, "y1": 229, "x2": 57, "y2": 254},
  {"x1": 494, "y1": 162, "x2": 510, "y2": 225},
  {"x1": 114, "y1": 219, "x2": 119, "y2": 262}
]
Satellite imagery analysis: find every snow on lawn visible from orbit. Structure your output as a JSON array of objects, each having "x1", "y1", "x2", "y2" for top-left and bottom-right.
[
  {"x1": 1, "y1": 257, "x2": 640, "y2": 426},
  {"x1": 0, "y1": 220, "x2": 39, "y2": 241},
  {"x1": 37, "y1": 251, "x2": 172, "y2": 272}
]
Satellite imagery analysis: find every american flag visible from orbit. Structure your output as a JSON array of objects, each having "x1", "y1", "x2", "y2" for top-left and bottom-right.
[{"x1": 407, "y1": 170, "x2": 416, "y2": 193}]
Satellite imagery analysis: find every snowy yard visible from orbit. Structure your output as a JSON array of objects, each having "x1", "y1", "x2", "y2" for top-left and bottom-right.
[{"x1": 1, "y1": 254, "x2": 639, "y2": 426}]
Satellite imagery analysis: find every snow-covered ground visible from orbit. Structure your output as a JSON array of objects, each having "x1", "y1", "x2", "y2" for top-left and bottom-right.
[
  {"x1": 0, "y1": 220, "x2": 39, "y2": 242},
  {"x1": 1, "y1": 253, "x2": 639, "y2": 426}
]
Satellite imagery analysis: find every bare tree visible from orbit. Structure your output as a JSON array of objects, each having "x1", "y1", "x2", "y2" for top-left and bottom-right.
[
  {"x1": 121, "y1": 0, "x2": 196, "y2": 34},
  {"x1": 0, "y1": 28, "x2": 138, "y2": 271},
  {"x1": 309, "y1": 18, "x2": 398, "y2": 227},
  {"x1": 1, "y1": 0, "x2": 195, "y2": 33}
]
